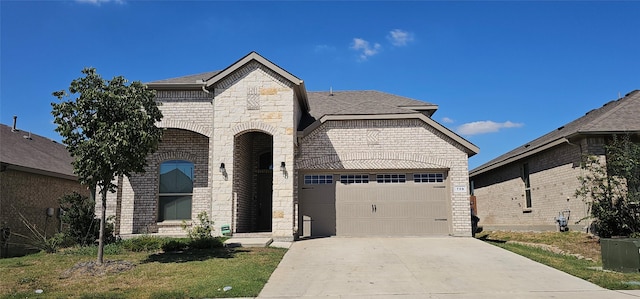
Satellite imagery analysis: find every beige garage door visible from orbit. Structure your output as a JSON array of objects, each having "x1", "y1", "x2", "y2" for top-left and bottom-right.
[{"x1": 299, "y1": 172, "x2": 450, "y2": 237}]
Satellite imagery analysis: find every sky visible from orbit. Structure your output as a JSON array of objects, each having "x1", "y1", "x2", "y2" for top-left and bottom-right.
[{"x1": 1, "y1": 1, "x2": 639, "y2": 170}]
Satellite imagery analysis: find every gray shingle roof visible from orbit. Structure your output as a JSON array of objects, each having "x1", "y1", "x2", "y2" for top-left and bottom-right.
[
  {"x1": 148, "y1": 70, "x2": 221, "y2": 84},
  {"x1": 308, "y1": 90, "x2": 432, "y2": 116},
  {"x1": 299, "y1": 90, "x2": 436, "y2": 129},
  {"x1": 0, "y1": 124, "x2": 76, "y2": 178},
  {"x1": 471, "y1": 90, "x2": 640, "y2": 176}
]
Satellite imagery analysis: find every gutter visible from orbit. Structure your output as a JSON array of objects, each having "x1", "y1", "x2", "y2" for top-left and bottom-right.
[
  {"x1": 0, "y1": 162, "x2": 78, "y2": 181},
  {"x1": 469, "y1": 138, "x2": 569, "y2": 177}
]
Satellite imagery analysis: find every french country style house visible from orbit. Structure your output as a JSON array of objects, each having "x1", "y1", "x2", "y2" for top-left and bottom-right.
[{"x1": 102, "y1": 52, "x2": 479, "y2": 241}]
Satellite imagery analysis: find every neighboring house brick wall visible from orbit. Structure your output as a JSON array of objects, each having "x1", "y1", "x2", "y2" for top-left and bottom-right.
[
  {"x1": 296, "y1": 119, "x2": 473, "y2": 236},
  {"x1": 0, "y1": 169, "x2": 87, "y2": 256},
  {"x1": 473, "y1": 139, "x2": 602, "y2": 231}
]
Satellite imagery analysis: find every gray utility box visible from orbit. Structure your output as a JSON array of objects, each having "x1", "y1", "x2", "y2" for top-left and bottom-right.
[{"x1": 601, "y1": 238, "x2": 640, "y2": 273}]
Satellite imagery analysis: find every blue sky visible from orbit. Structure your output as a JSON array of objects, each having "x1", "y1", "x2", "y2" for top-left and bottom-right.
[{"x1": 1, "y1": 1, "x2": 639, "y2": 170}]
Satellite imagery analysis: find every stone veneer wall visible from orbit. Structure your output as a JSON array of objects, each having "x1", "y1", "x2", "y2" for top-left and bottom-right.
[
  {"x1": 108, "y1": 129, "x2": 210, "y2": 236},
  {"x1": 212, "y1": 61, "x2": 296, "y2": 241},
  {"x1": 296, "y1": 118, "x2": 473, "y2": 236},
  {"x1": 0, "y1": 169, "x2": 87, "y2": 256},
  {"x1": 472, "y1": 137, "x2": 605, "y2": 231}
]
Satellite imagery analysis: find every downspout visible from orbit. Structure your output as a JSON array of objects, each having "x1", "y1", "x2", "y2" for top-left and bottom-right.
[{"x1": 200, "y1": 80, "x2": 220, "y2": 234}]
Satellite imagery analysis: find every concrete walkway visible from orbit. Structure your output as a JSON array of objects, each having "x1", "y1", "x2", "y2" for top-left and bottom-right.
[{"x1": 258, "y1": 237, "x2": 640, "y2": 298}]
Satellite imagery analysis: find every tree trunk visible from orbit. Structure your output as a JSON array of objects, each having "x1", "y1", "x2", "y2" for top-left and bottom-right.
[{"x1": 97, "y1": 187, "x2": 107, "y2": 265}]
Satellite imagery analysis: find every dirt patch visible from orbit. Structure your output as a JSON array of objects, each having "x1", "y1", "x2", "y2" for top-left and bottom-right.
[
  {"x1": 60, "y1": 260, "x2": 135, "y2": 279},
  {"x1": 506, "y1": 241, "x2": 596, "y2": 262}
]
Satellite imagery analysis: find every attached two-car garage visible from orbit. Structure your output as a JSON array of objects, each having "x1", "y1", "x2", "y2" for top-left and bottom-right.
[{"x1": 299, "y1": 171, "x2": 451, "y2": 237}]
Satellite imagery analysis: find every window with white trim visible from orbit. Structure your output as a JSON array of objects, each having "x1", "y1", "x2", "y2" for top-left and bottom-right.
[
  {"x1": 340, "y1": 174, "x2": 369, "y2": 184},
  {"x1": 304, "y1": 174, "x2": 333, "y2": 185},
  {"x1": 376, "y1": 174, "x2": 406, "y2": 183},
  {"x1": 413, "y1": 173, "x2": 444, "y2": 183},
  {"x1": 158, "y1": 160, "x2": 193, "y2": 221}
]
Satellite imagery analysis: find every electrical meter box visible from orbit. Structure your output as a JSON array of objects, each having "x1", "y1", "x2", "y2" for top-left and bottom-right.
[{"x1": 601, "y1": 238, "x2": 640, "y2": 273}]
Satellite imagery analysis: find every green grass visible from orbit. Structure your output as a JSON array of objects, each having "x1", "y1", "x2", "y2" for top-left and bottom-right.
[
  {"x1": 0, "y1": 241, "x2": 286, "y2": 298},
  {"x1": 479, "y1": 231, "x2": 640, "y2": 290}
]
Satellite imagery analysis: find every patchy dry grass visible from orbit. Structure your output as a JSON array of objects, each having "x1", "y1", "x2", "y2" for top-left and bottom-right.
[
  {"x1": 478, "y1": 231, "x2": 640, "y2": 290},
  {"x1": 478, "y1": 231, "x2": 601, "y2": 261},
  {"x1": 0, "y1": 247, "x2": 286, "y2": 299}
]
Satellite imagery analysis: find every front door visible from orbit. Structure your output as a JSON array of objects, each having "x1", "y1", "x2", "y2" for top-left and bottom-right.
[{"x1": 256, "y1": 151, "x2": 273, "y2": 232}]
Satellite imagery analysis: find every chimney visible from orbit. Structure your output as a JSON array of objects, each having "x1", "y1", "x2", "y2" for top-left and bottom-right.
[{"x1": 12, "y1": 115, "x2": 17, "y2": 132}]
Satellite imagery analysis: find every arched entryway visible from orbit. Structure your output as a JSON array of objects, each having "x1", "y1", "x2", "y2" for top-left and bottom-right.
[{"x1": 233, "y1": 131, "x2": 273, "y2": 233}]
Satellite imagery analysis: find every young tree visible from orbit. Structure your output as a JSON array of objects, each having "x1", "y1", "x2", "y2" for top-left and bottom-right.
[
  {"x1": 576, "y1": 135, "x2": 640, "y2": 238},
  {"x1": 52, "y1": 68, "x2": 163, "y2": 264}
]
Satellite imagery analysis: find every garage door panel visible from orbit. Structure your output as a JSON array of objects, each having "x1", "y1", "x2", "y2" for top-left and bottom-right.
[{"x1": 302, "y1": 172, "x2": 451, "y2": 237}]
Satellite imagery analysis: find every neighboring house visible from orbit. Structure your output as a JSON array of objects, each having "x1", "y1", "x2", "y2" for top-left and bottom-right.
[
  {"x1": 103, "y1": 52, "x2": 479, "y2": 241},
  {"x1": 470, "y1": 90, "x2": 640, "y2": 232},
  {"x1": 0, "y1": 119, "x2": 87, "y2": 257}
]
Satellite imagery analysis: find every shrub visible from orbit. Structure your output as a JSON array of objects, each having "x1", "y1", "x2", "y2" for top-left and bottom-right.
[
  {"x1": 162, "y1": 240, "x2": 188, "y2": 252},
  {"x1": 11, "y1": 209, "x2": 64, "y2": 253},
  {"x1": 182, "y1": 211, "x2": 214, "y2": 240},
  {"x1": 62, "y1": 243, "x2": 123, "y2": 256},
  {"x1": 189, "y1": 237, "x2": 223, "y2": 249},
  {"x1": 120, "y1": 236, "x2": 165, "y2": 252},
  {"x1": 576, "y1": 135, "x2": 640, "y2": 238},
  {"x1": 59, "y1": 192, "x2": 116, "y2": 246}
]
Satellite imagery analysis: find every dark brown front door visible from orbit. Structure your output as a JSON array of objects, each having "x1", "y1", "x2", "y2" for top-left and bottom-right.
[{"x1": 256, "y1": 172, "x2": 272, "y2": 231}]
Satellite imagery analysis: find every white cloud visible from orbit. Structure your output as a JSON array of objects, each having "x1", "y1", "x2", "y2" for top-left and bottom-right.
[
  {"x1": 441, "y1": 117, "x2": 455, "y2": 124},
  {"x1": 456, "y1": 120, "x2": 524, "y2": 136},
  {"x1": 76, "y1": 0, "x2": 124, "y2": 5},
  {"x1": 350, "y1": 38, "x2": 381, "y2": 61},
  {"x1": 387, "y1": 29, "x2": 414, "y2": 47}
]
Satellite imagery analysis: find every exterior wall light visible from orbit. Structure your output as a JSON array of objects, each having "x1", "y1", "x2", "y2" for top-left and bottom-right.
[
  {"x1": 219, "y1": 163, "x2": 227, "y2": 180},
  {"x1": 280, "y1": 162, "x2": 287, "y2": 178}
]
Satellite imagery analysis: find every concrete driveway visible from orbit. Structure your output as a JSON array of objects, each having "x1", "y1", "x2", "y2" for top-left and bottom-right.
[{"x1": 259, "y1": 237, "x2": 640, "y2": 298}]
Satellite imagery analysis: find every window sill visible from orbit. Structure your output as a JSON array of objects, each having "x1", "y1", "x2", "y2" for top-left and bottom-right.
[
  {"x1": 157, "y1": 220, "x2": 190, "y2": 226},
  {"x1": 522, "y1": 208, "x2": 533, "y2": 213}
]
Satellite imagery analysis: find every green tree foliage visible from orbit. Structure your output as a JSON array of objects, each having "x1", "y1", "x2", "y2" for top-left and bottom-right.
[
  {"x1": 52, "y1": 68, "x2": 163, "y2": 264},
  {"x1": 576, "y1": 135, "x2": 640, "y2": 238}
]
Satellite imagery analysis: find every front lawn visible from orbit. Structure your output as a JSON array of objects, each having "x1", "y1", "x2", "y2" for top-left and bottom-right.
[
  {"x1": 0, "y1": 239, "x2": 286, "y2": 299},
  {"x1": 478, "y1": 231, "x2": 640, "y2": 290}
]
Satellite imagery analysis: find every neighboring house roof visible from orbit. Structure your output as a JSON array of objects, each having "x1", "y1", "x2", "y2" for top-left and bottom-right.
[
  {"x1": 0, "y1": 123, "x2": 77, "y2": 180},
  {"x1": 470, "y1": 90, "x2": 640, "y2": 177}
]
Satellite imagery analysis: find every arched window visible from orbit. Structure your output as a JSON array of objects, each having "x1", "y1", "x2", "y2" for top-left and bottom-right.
[{"x1": 158, "y1": 160, "x2": 193, "y2": 221}]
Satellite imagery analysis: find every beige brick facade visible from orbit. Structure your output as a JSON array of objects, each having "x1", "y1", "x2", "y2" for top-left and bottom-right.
[
  {"x1": 297, "y1": 119, "x2": 473, "y2": 236},
  {"x1": 472, "y1": 138, "x2": 604, "y2": 231},
  {"x1": 105, "y1": 53, "x2": 476, "y2": 240}
]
